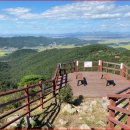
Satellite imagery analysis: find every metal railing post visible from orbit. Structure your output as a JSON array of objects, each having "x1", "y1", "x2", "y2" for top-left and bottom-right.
[
  {"x1": 127, "y1": 99, "x2": 130, "y2": 126},
  {"x1": 64, "y1": 64, "x2": 66, "y2": 74},
  {"x1": 75, "y1": 60, "x2": 79, "y2": 72},
  {"x1": 108, "y1": 98, "x2": 116, "y2": 128},
  {"x1": 98, "y1": 60, "x2": 102, "y2": 72},
  {"x1": 120, "y1": 63, "x2": 124, "y2": 77},
  {"x1": 52, "y1": 78, "x2": 56, "y2": 96},
  {"x1": 24, "y1": 85, "x2": 30, "y2": 117},
  {"x1": 39, "y1": 81, "x2": 43, "y2": 110}
]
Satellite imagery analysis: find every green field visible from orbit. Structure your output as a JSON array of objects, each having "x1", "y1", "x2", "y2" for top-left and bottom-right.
[
  {"x1": 0, "y1": 50, "x2": 7, "y2": 57},
  {"x1": 98, "y1": 40, "x2": 130, "y2": 50},
  {"x1": 116, "y1": 45, "x2": 130, "y2": 50},
  {"x1": 98, "y1": 40, "x2": 130, "y2": 44}
]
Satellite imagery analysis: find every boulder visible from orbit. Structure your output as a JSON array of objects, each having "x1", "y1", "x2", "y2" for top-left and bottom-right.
[
  {"x1": 62, "y1": 104, "x2": 77, "y2": 114},
  {"x1": 90, "y1": 100, "x2": 97, "y2": 108},
  {"x1": 82, "y1": 105, "x2": 93, "y2": 113},
  {"x1": 24, "y1": 116, "x2": 36, "y2": 128},
  {"x1": 101, "y1": 97, "x2": 109, "y2": 109},
  {"x1": 79, "y1": 117, "x2": 83, "y2": 120},
  {"x1": 7, "y1": 115, "x2": 22, "y2": 128},
  {"x1": 96, "y1": 120, "x2": 106, "y2": 127},
  {"x1": 79, "y1": 124, "x2": 90, "y2": 129},
  {"x1": 59, "y1": 118, "x2": 68, "y2": 126}
]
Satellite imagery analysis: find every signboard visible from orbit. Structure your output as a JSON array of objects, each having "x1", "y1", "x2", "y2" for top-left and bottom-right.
[{"x1": 84, "y1": 61, "x2": 92, "y2": 68}]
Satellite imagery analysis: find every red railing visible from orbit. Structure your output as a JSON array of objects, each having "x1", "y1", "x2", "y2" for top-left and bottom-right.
[
  {"x1": 108, "y1": 87, "x2": 130, "y2": 129},
  {"x1": 0, "y1": 62, "x2": 75, "y2": 129},
  {"x1": 1, "y1": 60, "x2": 130, "y2": 129},
  {"x1": 0, "y1": 80, "x2": 54, "y2": 128}
]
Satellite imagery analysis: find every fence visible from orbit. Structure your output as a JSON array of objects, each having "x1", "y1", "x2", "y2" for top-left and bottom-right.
[
  {"x1": 0, "y1": 63, "x2": 64, "y2": 129},
  {"x1": 1, "y1": 60, "x2": 130, "y2": 129},
  {"x1": 108, "y1": 87, "x2": 130, "y2": 129}
]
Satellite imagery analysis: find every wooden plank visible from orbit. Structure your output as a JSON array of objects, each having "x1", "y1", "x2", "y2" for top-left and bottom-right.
[
  {"x1": 68, "y1": 72, "x2": 130, "y2": 97},
  {"x1": 108, "y1": 98, "x2": 116, "y2": 128}
]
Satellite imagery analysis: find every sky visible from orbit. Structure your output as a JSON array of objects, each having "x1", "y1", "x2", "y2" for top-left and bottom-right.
[{"x1": 0, "y1": 1, "x2": 130, "y2": 35}]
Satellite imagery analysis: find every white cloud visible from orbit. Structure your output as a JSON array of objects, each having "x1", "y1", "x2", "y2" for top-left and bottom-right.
[
  {"x1": 4, "y1": 7, "x2": 30, "y2": 16},
  {"x1": 0, "y1": 14, "x2": 8, "y2": 20},
  {"x1": 2, "y1": 2, "x2": 130, "y2": 21},
  {"x1": 41, "y1": 2, "x2": 130, "y2": 20},
  {"x1": 125, "y1": 12, "x2": 130, "y2": 17},
  {"x1": 4, "y1": 7, "x2": 43, "y2": 20},
  {"x1": 18, "y1": 13, "x2": 43, "y2": 20}
]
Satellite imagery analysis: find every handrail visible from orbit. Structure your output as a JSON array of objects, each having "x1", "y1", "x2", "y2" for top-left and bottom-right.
[
  {"x1": 108, "y1": 94, "x2": 130, "y2": 99},
  {"x1": 116, "y1": 87, "x2": 130, "y2": 94},
  {"x1": 108, "y1": 86, "x2": 130, "y2": 129},
  {"x1": 108, "y1": 116, "x2": 130, "y2": 129},
  {"x1": 1, "y1": 60, "x2": 130, "y2": 128},
  {"x1": 103, "y1": 61, "x2": 121, "y2": 66}
]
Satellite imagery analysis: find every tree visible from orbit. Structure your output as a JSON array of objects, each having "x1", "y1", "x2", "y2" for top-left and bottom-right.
[
  {"x1": 18, "y1": 75, "x2": 45, "y2": 87},
  {"x1": 59, "y1": 84, "x2": 73, "y2": 103}
]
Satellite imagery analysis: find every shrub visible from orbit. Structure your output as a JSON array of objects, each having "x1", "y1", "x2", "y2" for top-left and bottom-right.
[
  {"x1": 18, "y1": 75, "x2": 45, "y2": 87},
  {"x1": 59, "y1": 84, "x2": 73, "y2": 103},
  {"x1": 18, "y1": 75, "x2": 47, "y2": 102}
]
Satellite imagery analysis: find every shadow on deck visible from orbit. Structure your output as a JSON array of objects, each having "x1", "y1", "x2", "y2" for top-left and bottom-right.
[{"x1": 68, "y1": 72, "x2": 130, "y2": 97}]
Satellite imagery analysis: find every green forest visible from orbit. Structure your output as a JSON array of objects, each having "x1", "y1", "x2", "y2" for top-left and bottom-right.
[
  {"x1": 0, "y1": 36, "x2": 96, "y2": 48},
  {"x1": 0, "y1": 44, "x2": 130, "y2": 92}
]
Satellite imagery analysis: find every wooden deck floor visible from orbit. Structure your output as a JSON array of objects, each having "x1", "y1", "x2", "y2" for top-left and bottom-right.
[{"x1": 68, "y1": 72, "x2": 130, "y2": 97}]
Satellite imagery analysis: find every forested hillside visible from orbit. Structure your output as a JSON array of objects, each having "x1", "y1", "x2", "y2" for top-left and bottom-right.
[
  {"x1": 0, "y1": 44, "x2": 130, "y2": 91},
  {"x1": 0, "y1": 36, "x2": 94, "y2": 48}
]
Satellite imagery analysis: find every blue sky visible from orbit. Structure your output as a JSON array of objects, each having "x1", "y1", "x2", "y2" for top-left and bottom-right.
[{"x1": 0, "y1": 1, "x2": 130, "y2": 35}]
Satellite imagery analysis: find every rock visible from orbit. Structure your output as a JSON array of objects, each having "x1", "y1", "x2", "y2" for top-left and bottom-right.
[
  {"x1": 82, "y1": 105, "x2": 93, "y2": 113},
  {"x1": 79, "y1": 117, "x2": 83, "y2": 120},
  {"x1": 24, "y1": 116, "x2": 36, "y2": 128},
  {"x1": 62, "y1": 104, "x2": 77, "y2": 114},
  {"x1": 76, "y1": 108, "x2": 83, "y2": 113},
  {"x1": 79, "y1": 124, "x2": 90, "y2": 129},
  {"x1": 7, "y1": 115, "x2": 22, "y2": 128},
  {"x1": 59, "y1": 118, "x2": 68, "y2": 126},
  {"x1": 90, "y1": 100, "x2": 97, "y2": 108},
  {"x1": 96, "y1": 120, "x2": 106, "y2": 127},
  {"x1": 89, "y1": 115, "x2": 95, "y2": 120},
  {"x1": 101, "y1": 97, "x2": 109, "y2": 109}
]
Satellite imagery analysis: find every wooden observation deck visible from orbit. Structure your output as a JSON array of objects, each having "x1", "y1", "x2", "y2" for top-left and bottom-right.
[{"x1": 68, "y1": 72, "x2": 130, "y2": 97}]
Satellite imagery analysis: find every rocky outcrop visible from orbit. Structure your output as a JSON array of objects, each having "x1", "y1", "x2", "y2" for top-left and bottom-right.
[
  {"x1": 79, "y1": 124, "x2": 90, "y2": 129},
  {"x1": 7, "y1": 115, "x2": 23, "y2": 128},
  {"x1": 59, "y1": 118, "x2": 68, "y2": 126},
  {"x1": 62, "y1": 104, "x2": 78, "y2": 114},
  {"x1": 7, "y1": 115, "x2": 37, "y2": 128}
]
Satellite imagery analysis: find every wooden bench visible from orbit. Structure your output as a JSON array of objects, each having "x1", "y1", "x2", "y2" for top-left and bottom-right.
[
  {"x1": 76, "y1": 73, "x2": 87, "y2": 86},
  {"x1": 101, "y1": 74, "x2": 116, "y2": 86}
]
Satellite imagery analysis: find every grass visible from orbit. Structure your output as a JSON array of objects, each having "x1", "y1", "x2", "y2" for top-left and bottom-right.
[
  {"x1": 116, "y1": 45, "x2": 130, "y2": 50},
  {"x1": 98, "y1": 40, "x2": 130, "y2": 45},
  {"x1": 0, "y1": 50, "x2": 7, "y2": 57},
  {"x1": 0, "y1": 93, "x2": 54, "y2": 128}
]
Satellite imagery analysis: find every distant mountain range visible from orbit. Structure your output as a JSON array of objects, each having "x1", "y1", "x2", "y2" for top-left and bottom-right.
[
  {"x1": 0, "y1": 36, "x2": 99, "y2": 49},
  {"x1": 1, "y1": 31, "x2": 130, "y2": 38},
  {"x1": 0, "y1": 32, "x2": 130, "y2": 49}
]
